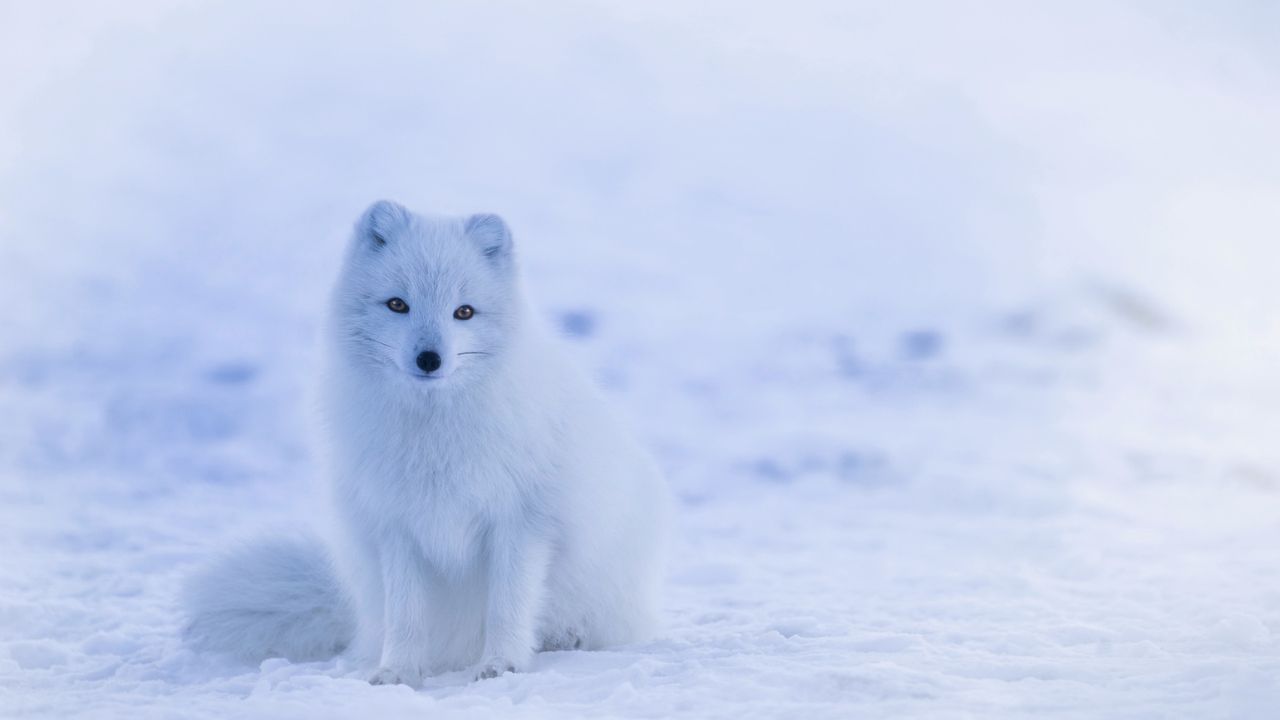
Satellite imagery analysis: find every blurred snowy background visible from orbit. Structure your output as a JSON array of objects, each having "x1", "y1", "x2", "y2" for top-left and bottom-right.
[{"x1": 2, "y1": 2, "x2": 1279, "y2": 717}]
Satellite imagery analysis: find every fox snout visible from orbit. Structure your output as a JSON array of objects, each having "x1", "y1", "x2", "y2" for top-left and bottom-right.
[{"x1": 416, "y1": 351, "x2": 443, "y2": 374}]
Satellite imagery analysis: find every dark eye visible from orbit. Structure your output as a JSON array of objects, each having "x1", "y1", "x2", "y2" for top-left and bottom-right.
[
  {"x1": 386, "y1": 298, "x2": 409, "y2": 313},
  {"x1": 453, "y1": 304, "x2": 475, "y2": 320}
]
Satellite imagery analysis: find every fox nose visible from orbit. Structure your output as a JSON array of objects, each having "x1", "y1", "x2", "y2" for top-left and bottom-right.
[{"x1": 416, "y1": 351, "x2": 442, "y2": 374}]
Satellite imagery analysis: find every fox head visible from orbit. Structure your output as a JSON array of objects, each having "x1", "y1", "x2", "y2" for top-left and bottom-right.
[{"x1": 330, "y1": 200, "x2": 521, "y2": 389}]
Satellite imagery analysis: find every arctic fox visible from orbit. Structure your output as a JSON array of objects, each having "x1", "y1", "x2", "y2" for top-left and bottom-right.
[{"x1": 184, "y1": 201, "x2": 670, "y2": 685}]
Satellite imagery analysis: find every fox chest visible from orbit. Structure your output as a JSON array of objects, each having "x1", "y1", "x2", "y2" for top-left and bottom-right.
[
  {"x1": 375, "y1": 453, "x2": 526, "y2": 571},
  {"x1": 403, "y1": 498, "x2": 487, "y2": 571},
  {"x1": 339, "y1": 411, "x2": 553, "y2": 570}
]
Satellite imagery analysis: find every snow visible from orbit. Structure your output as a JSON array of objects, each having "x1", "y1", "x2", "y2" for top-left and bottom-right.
[{"x1": 3, "y1": 2, "x2": 1280, "y2": 717}]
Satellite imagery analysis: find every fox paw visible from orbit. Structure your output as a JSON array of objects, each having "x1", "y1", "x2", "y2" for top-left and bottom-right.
[
  {"x1": 369, "y1": 666, "x2": 420, "y2": 687},
  {"x1": 473, "y1": 659, "x2": 517, "y2": 681},
  {"x1": 540, "y1": 629, "x2": 584, "y2": 652}
]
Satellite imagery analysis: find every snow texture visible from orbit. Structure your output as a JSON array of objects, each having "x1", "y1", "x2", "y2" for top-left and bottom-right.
[{"x1": 3, "y1": 2, "x2": 1280, "y2": 718}]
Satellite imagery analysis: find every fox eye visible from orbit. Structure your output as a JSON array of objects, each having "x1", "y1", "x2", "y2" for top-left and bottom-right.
[
  {"x1": 453, "y1": 305, "x2": 475, "y2": 320},
  {"x1": 386, "y1": 298, "x2": 409, "y2": 313}
]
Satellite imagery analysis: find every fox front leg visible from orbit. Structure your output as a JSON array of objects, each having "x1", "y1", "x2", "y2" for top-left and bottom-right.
[
  {"x1": 474, "y1": 525, "x2": 552, "y2": 680},
  {"x1": 369, "y1": 536, "x2": 431, "y2": 687}
]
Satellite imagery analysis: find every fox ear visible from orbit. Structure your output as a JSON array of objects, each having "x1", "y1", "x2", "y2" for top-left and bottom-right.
[
  {"x1": 464, "y1": 213, "x2": 513, "y2": 265},
  {"x1": 356, "y1": 200, "x2": 410, "y2": 248}
]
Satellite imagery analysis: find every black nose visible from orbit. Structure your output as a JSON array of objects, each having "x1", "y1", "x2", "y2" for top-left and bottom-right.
[{"x1": 416, "y1": 351, "x2": 442, "y2": 373}]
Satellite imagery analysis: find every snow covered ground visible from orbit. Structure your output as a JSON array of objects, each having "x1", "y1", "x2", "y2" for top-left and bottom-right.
[{"x1": 3, "y1": 2, "x2": 1280, "y2": 717}]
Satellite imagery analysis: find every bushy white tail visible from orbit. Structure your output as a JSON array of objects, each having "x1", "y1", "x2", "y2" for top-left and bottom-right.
[{"x1": 182, "y1": 536, "x2": 354, "y2": 663}]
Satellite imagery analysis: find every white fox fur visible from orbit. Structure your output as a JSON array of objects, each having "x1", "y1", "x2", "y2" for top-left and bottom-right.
[{"x1": 183, "y1": 201, "x2": 669, "y2": 685}]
